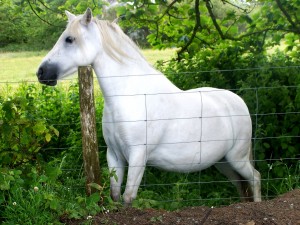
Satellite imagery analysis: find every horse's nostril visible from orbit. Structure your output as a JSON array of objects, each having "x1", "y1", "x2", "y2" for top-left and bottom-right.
[{"x1": 37, "y1": 67, "x2": 43, "y2": 78}]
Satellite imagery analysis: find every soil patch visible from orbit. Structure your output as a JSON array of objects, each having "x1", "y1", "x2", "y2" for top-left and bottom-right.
[{"x1": 62, "y1": 189, "x2": 300, "y2": 225}]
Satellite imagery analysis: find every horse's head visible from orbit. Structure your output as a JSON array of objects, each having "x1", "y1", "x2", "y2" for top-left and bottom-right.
[{"x1": 37, "y1": 8, "x2": 100, "y2": 86}]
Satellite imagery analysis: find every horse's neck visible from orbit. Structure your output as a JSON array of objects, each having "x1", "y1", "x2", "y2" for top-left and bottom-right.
[{"x1": 93, "y1": 50, "x2": 180, "y2": 98}]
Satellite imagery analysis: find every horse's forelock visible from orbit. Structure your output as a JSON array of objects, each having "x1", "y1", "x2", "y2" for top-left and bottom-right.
[
  {"x1": 66, "y1": 18, "x2": 83, "y2": 42},
  {"x1": 63, "y1": 16, "x2": 95, "y2": 58}
]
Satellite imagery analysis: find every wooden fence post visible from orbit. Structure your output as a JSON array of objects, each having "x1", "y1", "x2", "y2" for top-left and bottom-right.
[{"x1": 78, "y1": 66, "x2": 101, "y2": 196}]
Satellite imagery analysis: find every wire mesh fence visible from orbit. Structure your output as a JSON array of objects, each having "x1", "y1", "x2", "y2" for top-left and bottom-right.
[{"x1": 0, "y1": 67, "x2": 299, "y2": 207}]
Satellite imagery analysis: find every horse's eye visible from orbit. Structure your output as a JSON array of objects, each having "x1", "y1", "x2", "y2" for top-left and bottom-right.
[{"x1": 65, "y1": 36, "x2": 75, "y2": 44}]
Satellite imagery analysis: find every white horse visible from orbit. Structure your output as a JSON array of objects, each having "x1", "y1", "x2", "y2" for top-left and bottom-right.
[{"x1": 37, "y1": 8, "x2": 261, "y2": 204}]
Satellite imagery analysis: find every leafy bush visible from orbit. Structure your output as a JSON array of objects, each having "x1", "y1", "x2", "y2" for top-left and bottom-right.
[
  {"x1": 0, "y1": 91, "x2": 59, "y2": 168},
  {"x1": 0, "y1": 82, "x2": 108, "y2": 223},
  {"x1": 1, "y1": 165, "x2": 110, "y2": 224}
]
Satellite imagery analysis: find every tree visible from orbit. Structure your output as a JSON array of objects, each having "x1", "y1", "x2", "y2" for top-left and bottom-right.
[
  {"x1": 0, "y1": 0, "x2": 107, "y2": 49},
  {"x1": 114, "y1": 0, "x2": 300, "y2": 60},
  {"x1": 2, "y1": 0, "x2": 300, "y2": 54},
  {"x1": 0, "y1": 0, "x2": 28, "y2": 46}
]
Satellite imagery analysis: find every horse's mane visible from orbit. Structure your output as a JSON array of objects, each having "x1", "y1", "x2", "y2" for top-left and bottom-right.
[
  {"x1": 94, "y1": 19, "x2": 145, "y2": 62},
  {"x1": 68, "y1": 17, "x2": 145, "y2": 63}
]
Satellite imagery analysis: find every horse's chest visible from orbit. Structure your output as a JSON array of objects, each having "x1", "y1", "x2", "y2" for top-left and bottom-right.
[{"x1": 102, "y1": 104, "x2": 147, "y2": 153}]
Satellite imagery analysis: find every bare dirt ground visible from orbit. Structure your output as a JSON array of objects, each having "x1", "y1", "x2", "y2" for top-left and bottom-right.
[{"x1": 62, "y1": 189, "x2": 300, "y2": 225}]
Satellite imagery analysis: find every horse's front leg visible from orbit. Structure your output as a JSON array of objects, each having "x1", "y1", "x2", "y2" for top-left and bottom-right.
[
  {"x1": 123, "y1": 146, "x2": 147, "y2": 205},
  {"x1": 107, "y1": 148, "x2": 125, "y2": 202}
]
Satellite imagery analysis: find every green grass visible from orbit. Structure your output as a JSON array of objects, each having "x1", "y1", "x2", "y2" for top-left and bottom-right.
[
  {"x1": 0, "y1": 49, "x2": 176, "y2": 83},
  {"x1": 0, "y1": 51, "x2": 48, "y2": 83},
  {"x1": 142, "y1": 48, "x2": 176, "y2": 64}
]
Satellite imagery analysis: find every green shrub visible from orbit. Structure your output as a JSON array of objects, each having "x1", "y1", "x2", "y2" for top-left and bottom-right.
[
  {"x1": 0, "y1": 94, "x2": 59, "y2": 168},
  {"x1": 0, "y1": 82, "x2": 107, "y2": 223}
]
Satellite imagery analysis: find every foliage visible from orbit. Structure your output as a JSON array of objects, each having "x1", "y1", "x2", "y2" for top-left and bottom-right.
[
  {"x1": 1, "y1": 164, "x2": 109, "y2": 224},
  {"x1": 115, "y1": 0, "x2": 300, "y2": 59},
  {"x1": 1, "y1": 0, "x2": 300, "y2": 56},
  {"x1": 0, "y1": 83, "x2": 108, "y2": 224},
  {"x1": 0, "y1": 0, "x2": 106, "y2": 50},
  {"x1": 1, "y1": 0, "x2": 300, "y2": 221},
  {"x1": 0, "y1": 84, "x2": 59, "y2": 168},
  {"x1": 0, "y1": 0, "x2": 28, "y2": 47}
]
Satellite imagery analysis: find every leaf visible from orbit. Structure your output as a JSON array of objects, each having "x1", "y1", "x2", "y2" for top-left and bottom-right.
[
  {"x1": 88, "y1": 182, "x2": 103, "y2": 191},
  {"x1": 33, "y1": 147, "x2": 41, "y2": 153},
  {"x1": 45, "y1": 166, "x2": 62, "y2": 182},
  {"x1": 281, "y1": 142, "x2": 288, "y2": 149},
  {"x1": 35, "y1": 6, "x2": 44, "y2": 13},
  {"x1": 273, "y1": 34, "x2": 282, "y2": 45},
  {"x1": 86, "y1": 192, "x2": 101, "y2": 205},
  {"x1": 43, "y1": 193, "x2": 55, "y2": 201},
  {"x1": 263, "y1": 142, "x2": 270, "y2": 149},
  {"x1": 50, "y1": 125, "x2": 59, "y2": 137},
  {"x1": 50, "y1": 198, "x2": 59, "y2": 210},
  {"x1": 33, "y1": 122, "x2": 47, "y2": 134},
  {"x1": 125, "y1": 11, "x2": 132, "y2": 19},
  {"x1": 109, "y1": 168, "x2": 118, "y2": 182},
  {"x1": 0, "y1": 182, "x2": 10, "y2": 191},
  {"x1": 38, "y1": 174, "x2": 48, "y2": 183},
  {"x1": 45, "y1": 133, "x2": 52, "y2": 142},
  {"x1": 242, "y1": 15, "x2": 253, "y2": 24},
  {"x1": 116, "y1": 6, "x2": 126, "y2": 16}
]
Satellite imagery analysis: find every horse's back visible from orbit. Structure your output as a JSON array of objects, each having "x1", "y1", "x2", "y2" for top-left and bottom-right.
[{"x1": 189, "y1": 87, "x2": 249, "y2": 114}]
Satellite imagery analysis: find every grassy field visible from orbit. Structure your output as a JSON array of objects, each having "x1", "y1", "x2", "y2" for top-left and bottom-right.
[
  {"x1": 0, "y1": 49, "x2": 176, "y2": 83},
  {"x1": 1, "y1": 45, "x2": 283, "y2": 84}
]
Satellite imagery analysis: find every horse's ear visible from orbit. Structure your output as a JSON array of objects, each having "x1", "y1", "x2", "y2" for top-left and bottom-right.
[
  {"x1": 82, "y1": 8, "x2": 93, "y2": 25},
  {"x1": 65, "y1": 10, "x2": 76, "y2": 23}
]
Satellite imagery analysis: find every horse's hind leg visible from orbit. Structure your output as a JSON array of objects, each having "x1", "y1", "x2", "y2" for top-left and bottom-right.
[
  {"x1": 215, "y1": 159, "x2": 255, "y2": 202},
  {"x1": 225, "y1": 146, "x2": 261, "y2": 202},
  {"x1": 235, "y1": 161, "x2": 261, "y2": 202}
]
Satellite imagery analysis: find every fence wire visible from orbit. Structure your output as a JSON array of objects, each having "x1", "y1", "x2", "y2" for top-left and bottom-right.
[{"x1": 1, "y1": 66, "x2": 299, "y2": 205}]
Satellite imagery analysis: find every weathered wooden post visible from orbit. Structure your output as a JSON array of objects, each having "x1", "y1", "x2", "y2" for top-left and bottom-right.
[{"x1": 78, "y1": 66, "x2": 101, "y2": 195}]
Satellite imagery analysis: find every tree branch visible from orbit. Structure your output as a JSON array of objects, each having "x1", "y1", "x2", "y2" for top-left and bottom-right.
[
  {"x1": 274, "y1": 0, "x2": 297, "y2": 30},
  {"x1": 177, "y1": 0, "x2": 201, "y2": 60},
  {"x1": 176, "y1": 0, "x2": 298, "y2": 57},
  {"x1": 238, "y1": 27, "x2": 293, "y2": 39},
  {"x1": 158, "y1": 0, "x2": 180, "y2": 21},
  {"x1": 37, "y1": 0, "x2": 60, "y2": 14},
  {"x1": 221, "y1": 0, "x2": 248, "y2": 13},
  {"x1": 258, "y1": 30, "x2": 268, "y2": 53},
  {"x1": 205, "y1": 0, "x2": 267, "y2": 41},
  {"x1": 195, "y1": 36, "x2": 215, "y2": 49},
  {"x1": 167, "y1": 12, "x2": 187, "y2": 20},
  {"x1": 205, "y1": 0, "x2": 227, "y2": 40},
  {"x1": 26, "y1": 0, "x2": 61, "y2": 27}
]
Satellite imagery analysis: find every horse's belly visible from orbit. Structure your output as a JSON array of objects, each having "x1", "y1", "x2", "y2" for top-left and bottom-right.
[
  {"x1": 145, "y1": 113, "x2": 235, "y2": 173},
  {"x1": 147, "y1": 141, "x2": 230, "y2": 173}
]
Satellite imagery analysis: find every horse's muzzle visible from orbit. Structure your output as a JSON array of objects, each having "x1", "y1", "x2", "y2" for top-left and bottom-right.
[{"x1": 36, "y1": 63, "x2": 58, "y2": 86}]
